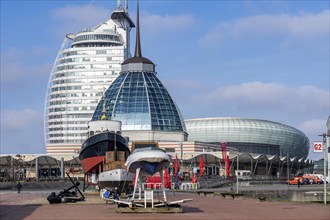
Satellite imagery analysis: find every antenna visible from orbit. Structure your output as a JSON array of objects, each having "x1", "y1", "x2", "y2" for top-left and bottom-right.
[
  {"x1": 101, "y1": 88, "x2": 107, "y2": 120},
  {"x1": 134, "y1": 0, "x2": 142, "y2": 57},
  {"x1": 125, "y1": 0, "x2": 128, "y2": 12},
  {"x1": 117, "y1": 0, "x2": 121, "y2": 9}
]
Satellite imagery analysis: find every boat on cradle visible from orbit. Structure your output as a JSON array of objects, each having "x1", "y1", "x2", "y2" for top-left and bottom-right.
[
  {"x1": 125, "y1": 142, "x2": 171, "y2": 177},
  {"x1": 98, "y1": 150, "x2": 134, "y2": 190},
  {"x1": 79, "y1": 119, "x2": 133, "y2": 191}
]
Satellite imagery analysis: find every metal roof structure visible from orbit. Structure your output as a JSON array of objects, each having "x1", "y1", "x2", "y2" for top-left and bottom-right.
[
  {"x1": 186, "y1": 117, "x2": 310, "y2": 159},
  {"x1": 0, "y1": 154, "x2": 81, "y2": 168}
]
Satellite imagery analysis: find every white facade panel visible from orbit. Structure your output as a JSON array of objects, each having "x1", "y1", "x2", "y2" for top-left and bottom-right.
[{"x1": 45, "y1": 8, "x2": 134, "y2": 155}]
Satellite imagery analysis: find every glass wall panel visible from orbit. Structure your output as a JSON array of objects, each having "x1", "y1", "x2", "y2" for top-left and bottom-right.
[{"x1": 92, "y1": 71, "x2": 186, "y2": 132}]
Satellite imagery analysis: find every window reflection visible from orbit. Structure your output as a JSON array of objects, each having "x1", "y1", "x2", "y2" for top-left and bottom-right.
[{"x1": 92, "y1": 71, "x2": 185, "y2": 132}]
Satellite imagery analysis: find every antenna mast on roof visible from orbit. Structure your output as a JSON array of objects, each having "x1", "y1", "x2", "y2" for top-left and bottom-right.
[
  {"x1": 125, "y1": 0, "x2": 128, "y2": 12},
  {"x1": 134, "y1": 0, "x2": 142, "y2": 57},
  {"x1": 117, "y1": 0, "x2": 121, "y2": 9},
  {"x1": 101, "y1": 88, "x2": 107, "y2": 120}
]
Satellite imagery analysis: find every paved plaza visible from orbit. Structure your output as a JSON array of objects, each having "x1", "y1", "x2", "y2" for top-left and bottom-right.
[{"x1": 0, "y1": 189, "x2": 329, "y2": 220}]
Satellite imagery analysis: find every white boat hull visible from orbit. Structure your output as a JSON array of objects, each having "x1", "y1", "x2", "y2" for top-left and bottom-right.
[
  {"x1": 125, "y1": 148, "x2": 171, "y2": 176},
  {"x1": 98, "y1": 169, "x2": 134, "y2": 190}
]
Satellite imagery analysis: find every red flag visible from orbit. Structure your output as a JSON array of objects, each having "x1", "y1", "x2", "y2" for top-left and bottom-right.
[
  {"x1": 225, "y1": 155, "x2": 230, "y2": 177},
  {"x1": 192, "y1": 173, "x2": 197, "y2": 183},
  {"x1": 164, "y1": 169, "x2": 169, "y2": 188},
  {"x1": 221, "y1": 143, "x2": 227, "y2": 161},
  {"x1": 173, "y1": 154, "x2": 179, "y2": 176},
  {"x1": 199, "y1": 156, "x2": 205, "y2": 176},
  {"x1": 221, "y1": 142, "x2": 231, "y2": 177}
]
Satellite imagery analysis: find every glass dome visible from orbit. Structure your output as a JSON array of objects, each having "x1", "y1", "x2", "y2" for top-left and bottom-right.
[
  {"x1": 185, "y1": 117, "x2": 310, "y2": 159},
  {"x1": 92, "y1": 71, "x2": 186, "y2": 132}
]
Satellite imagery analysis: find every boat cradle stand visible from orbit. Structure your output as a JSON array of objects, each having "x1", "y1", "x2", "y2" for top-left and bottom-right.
[
  {"x1": 105, "y1": 189, "x2": 192, "y2": 213},
  {"x1": 115, "y1": 201, "x2": 183, "y2": 213}
]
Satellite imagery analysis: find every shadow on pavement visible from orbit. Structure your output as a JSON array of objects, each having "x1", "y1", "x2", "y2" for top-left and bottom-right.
[
  {"x1": 0, "y1": 205, "x2": 41, "y2": 220},
  {"x1": 183, "y1": 206, "x2": 203, "y2": 213}
]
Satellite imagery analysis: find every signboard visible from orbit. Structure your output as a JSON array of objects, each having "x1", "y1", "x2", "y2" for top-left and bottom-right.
[
  {"x1": 145, "y1": 190, "x2": 153, "y2": 200},
  {"x1": 313, "y1": 142, "x2": 323, "y2": 153}
]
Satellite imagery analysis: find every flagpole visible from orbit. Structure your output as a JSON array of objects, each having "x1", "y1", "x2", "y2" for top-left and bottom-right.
[
  {"x1": 318, "y1": 133, "x2": 328, "y2": 205},
  {"x1": 236, "y1": 153, "x2": 239, "y2": 193}
]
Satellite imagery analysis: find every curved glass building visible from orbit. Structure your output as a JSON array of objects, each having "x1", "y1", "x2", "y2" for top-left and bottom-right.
[
  {"x1": 92, "y1": 3, "x2": 187, "y2": 142},
  {"x1": 185, "y1": 118, "x2": 310, "y2": 159},
  {"x1": 92, "y1": 72, "x2": 186, "y2": 133},
  {"x1": 45, "y1": 4, "x2": 135, "y2": 154}
]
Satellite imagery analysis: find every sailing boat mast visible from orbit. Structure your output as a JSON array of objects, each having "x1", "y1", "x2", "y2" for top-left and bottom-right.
[{"x1": 101, "y1": 90, "x2": 107, "y2": 120}]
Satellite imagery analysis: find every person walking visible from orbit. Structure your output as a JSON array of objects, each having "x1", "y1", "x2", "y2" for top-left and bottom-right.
[
  {"x1": 16, "y1": 182, "x2": 22, "y2": 193},
  {"x1": 113, "y1": 187, "x2": 120, "y2": 200},
  {"x1": 297, "y1": 179, "x2": 301, "y2": 188},
  {"x1": 126, "y1": 184, "x2": 134, "y2": 201}
]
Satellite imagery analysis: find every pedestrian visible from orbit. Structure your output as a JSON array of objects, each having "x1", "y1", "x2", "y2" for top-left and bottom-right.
[
  {"x1": 113, "y1": 187, "x2": 120, "y2": 200},
  {"x1": 126, "y1": 184, "x2": 134, "y2": 201},
  {"x1": 297, "y1": 179, "x2": 301, "y2": 188},
  {"x1": 16, "y1": 182, "x2": 22, "y2": 193}
]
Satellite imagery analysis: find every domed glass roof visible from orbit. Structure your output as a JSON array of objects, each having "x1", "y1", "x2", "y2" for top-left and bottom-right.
[
  {"x1": 185, "y1": 117, "x2": 309, "y2": 159},
  {"x1": 93, "y1": 2, "x2": 186, "y2": 133},
  {"x1": 92, "y1": 71, "x2": 186, "y2": 132}
]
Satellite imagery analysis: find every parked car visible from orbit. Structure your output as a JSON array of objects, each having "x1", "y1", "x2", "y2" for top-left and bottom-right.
[
  {"x1": 287, "y1": 176, "x2": 304, "y2": 185},
  {"x1": 302, "y1": 178, "x2": 310, "y2": 185},
  {"x1": 303, "y1": 174, "x2": 323, "y2": 184},
  {"x1": 312, "y1": 174, "x2": 328, "y2": 183}
]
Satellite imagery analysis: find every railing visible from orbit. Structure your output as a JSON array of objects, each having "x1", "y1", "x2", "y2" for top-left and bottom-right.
[
  {"x1": 143, "y1": 182, "x2": 162, "y2": 190},
  {"x1": 198, "y1": 175, "x2": 288, "y2": 189},
  {"x1": 76, "y1": 29, "x2": 117, "y2": 34},
  {"x1": 180, "y1": 182, "x2": 199, "y2": 190}
]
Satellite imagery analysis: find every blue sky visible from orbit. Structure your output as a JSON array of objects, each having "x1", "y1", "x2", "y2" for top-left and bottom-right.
[{"x1": 1, "y1": 0, "x2": 329, "y2": 160}]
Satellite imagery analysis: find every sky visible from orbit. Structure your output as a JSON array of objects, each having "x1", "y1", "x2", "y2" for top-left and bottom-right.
[{"x1": 1, "y1": 0, "x2": 329, "y2": 160}]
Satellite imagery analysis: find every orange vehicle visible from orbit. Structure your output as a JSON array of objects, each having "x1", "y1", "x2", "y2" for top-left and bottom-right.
[
  {"x1": 303, "y1": 174, "x2": 323, "y2": 184},
  {"x1": 287, "y1": 176, "x2": 304, "y2": 185}
]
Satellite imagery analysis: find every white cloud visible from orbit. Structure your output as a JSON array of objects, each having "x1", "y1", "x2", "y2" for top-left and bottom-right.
[
  {"x1": 0, "y1": 47, "x2": 51, "y2": 90},
  {"x1": 298, "y1": 119, "x2": 328, "y2": 160},
  {"x1": 50, "y1": 5, "x2": 109, "y2": 34},
  {"x1": 49, "y1": 5, "x2": 197, "y2": 37},
  {"x1": 201, "y1": 10, "x2": 330, "y2": 46},
  {"x1": 141, "y1": 12, "x2": 196, "y2": 34},
  {"x1": 50, "y1": 4, "x2": 197, "y2": 35},
  {"x1": 174, "y1": 81, "x2": 328, "y2": 160},
  {"x1": 51, "y1": 5, "x2": 109, "y2": 25},
  {"x1": 1, "y1": 109, "x2": 43, "y2": 131},
  {"x1": 163, "y1": 79, "x2": 206, "y2": 91},
  {"x1": 298, "y1": 119, "x2": 327, "y2": 139},
  {"x1": 202, "y1": 82, "x2": 328, "y2": 116}
]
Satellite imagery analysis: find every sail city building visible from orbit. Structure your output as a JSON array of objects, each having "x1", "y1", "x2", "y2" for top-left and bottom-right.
[{"x1": 45, "y1": 2, "x2": 134, "y2": 155}]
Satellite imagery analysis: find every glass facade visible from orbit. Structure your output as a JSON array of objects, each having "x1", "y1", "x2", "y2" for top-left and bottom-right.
[
  {"x1": 92, "y1": 71, "x2": 186, "y2": 132},
  {"x1": 73, "y1": 33, "x2": 121, "y2": 46},
  {"x1": 45, "y1": 16, "x2": 133, "y2": 148},
  {"x1": 186, "y1": 118, "x2": 310, "y2": 159}
]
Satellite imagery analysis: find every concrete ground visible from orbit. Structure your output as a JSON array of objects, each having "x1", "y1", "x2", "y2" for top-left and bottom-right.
[{"x1": 0, "y1": 190, "x2": 329, "y2": 220}]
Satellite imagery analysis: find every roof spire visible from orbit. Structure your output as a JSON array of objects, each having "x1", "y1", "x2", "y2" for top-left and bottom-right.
[
  {"x1": 101, "y1": 88, "x2": 107, "y2": 120},
  {"x1": 134, "y1": 0, "x2": 142, "y2": 57},
  {"x1": 121, "y1": 0, "x2": 155, "y2": 70}
]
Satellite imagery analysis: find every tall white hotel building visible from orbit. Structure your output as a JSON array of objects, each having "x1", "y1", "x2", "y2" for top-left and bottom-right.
[{"x1": 45, "y1": 1, "x2": 134, "y2": 155}]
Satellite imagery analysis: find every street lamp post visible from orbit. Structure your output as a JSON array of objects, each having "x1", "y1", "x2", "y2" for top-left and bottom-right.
[
  {"x1": 180, "y1": 142, "x2": 183, "y2": 175},
  {"x1": 287, "y1": 153, "x2": 290, "y2": 189},
  {"x1": 319, "y1": 133, "x2": 328, "y2": 205},
  {"x1": 229, "y1": 151, "x2": 240, "y2": 193},
  {"x1": 236, "y1": 153, "x2": 239, "y2": 193}
]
